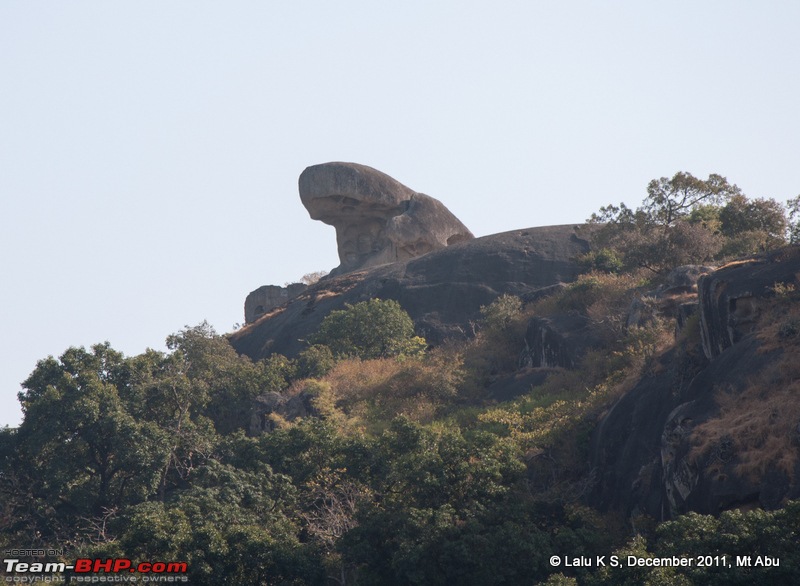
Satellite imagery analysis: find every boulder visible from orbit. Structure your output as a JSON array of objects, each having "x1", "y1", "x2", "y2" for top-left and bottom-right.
[
  {"x1": 244, "y1": 283, "x2": 307, "y2": 324},
  {"x1": 665, "y1": 265, "x2": 716, "y2": 292},
  {"x1": 230, "y1": 225, "x2": 590, "y2": 360},
  {"x1": 625, "y1": 264, "x2": 713, "y2": 329},
  {"x1": 520, "y1": 314, "x2": 598, "y2": 369},
  {"x1": 698, "y1": 248, "x2": 800, "y2": 359},
  {"x1": 299, "y1": 162, "x2": 473, "y2": 274}
]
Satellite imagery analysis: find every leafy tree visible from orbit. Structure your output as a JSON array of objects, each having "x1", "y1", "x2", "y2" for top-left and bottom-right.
[
  {"x1": 587, "y1": 504, "x2": 800, "y2": 585},
  {"x1": 588, "y1": 535, "x2": 691, "y2": 586},
  {"x1": 19, "y1": 345, "x2": 167, "y2": 512},
  {"x1": 653, "y1": 504, "x2": 800, "y2": 585},
  {"x1": 479, "y1": 294, "x2": 523, "y2": 334},
  {"x1": 587, "y1": 171, "x2": 790, "y2": 272},
  {"x1": 311, "y1": 299, "x2": 426, "y2": 360},
  {"x1": 719, "y1": 194, "x2": 787, "y2": 239},
  {"x1": 687, "y1": 203, "x2": 723, "y2": 232},
  {"x1": 469, "y1": 294, "x2": 527, "y2": 377},
  {"x1": 622, "y1": 219, "x2": 722, "y2": 272},
  {"x1": 577, "y1": 248, "x2": 624, "y2": 274},
  {"x1": 158, "y1": 323, "x2": 295, "y2": 435},
  {"x1": 787, "y1": 194, "x2": 800, "y2": 244},
  {"x1": 641, "y1": 172, "x2": 741, "y2": 227},
  {"x1": 341, "y1": 418, "x2": 578, "y2": 585},
  {"x1": 7, "y1": 344, "x2": 171, "y2": 546},
  {"x1": 109, "y1": 460, "x2": 324, "y2": 585},
  {"x1": 297, "y1": 344, "x2": 336, "y2": 379},
  {"x1": 718, "y1": 194, "x2": 788, "y2": 255},
  {"x1": 124, "y1": 333, "x2": 218, "y2": 499}
]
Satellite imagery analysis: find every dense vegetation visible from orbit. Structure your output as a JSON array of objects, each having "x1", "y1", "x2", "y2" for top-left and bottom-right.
[
  {"x1": 2, "y1": 172, "x2": 798, "y2": 584},
  {"x1": 581, "y1": 172, "x2": 800, "y2": 273}
]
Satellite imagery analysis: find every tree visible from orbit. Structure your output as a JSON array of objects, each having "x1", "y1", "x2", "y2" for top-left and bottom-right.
[
  {"x1": 586, "y1": 171, "x2": 790, "y2": 272},
  {"x1": 296, "y1": 344, "x2": 336, "y2": 379},
  {"x1": 642, "y1": 172, "x2": 741, "y2": 228},
  {"x1": 111, "y1": 460, "x2": 324, "y2": 585},
  {"x1": 310, "y1": 299, "x2": 426, "y2": 360},
  {"x1": 718, "y1": 194, "x2": 788, "y2": 255},
  {"x1": 9, "y1": 344, "x2": 170, "y2": 544},
  {"x1": 300, "y1": 270, "x2": 329, "y2": 285},
  {"x1": 339, "y1": 419, "x2": 599, "y2": 585},
  {"x1": 787, "y1": 194, "x2": 800, "y2": 244},
  {"x1": 159, "y1": 323, "x2": 295, "y2": 435}
]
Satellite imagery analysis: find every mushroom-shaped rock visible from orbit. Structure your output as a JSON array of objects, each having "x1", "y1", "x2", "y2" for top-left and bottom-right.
[{"x1": 299, "y1": 162, "x2": 473, "y2": 274}]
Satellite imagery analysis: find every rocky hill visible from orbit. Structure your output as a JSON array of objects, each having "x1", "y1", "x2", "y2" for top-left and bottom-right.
[
  {"x1": 232, "y1": 162, "x2": 589, "y2": 359},
  {"x1": 232, "y1": 162, "x2": 800, "y2": 522},
  {"x1": 231, "y1": 223, "x2": 589, "y2": 359}
]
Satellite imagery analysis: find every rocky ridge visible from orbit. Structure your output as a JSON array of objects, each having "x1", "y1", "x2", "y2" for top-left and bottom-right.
[{"x1": 235, "y1": 162, "x2": 800, "y2": 522}]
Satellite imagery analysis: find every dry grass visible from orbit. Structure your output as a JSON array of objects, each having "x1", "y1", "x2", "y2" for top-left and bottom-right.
[
  {"x1": 322, "y1": 346, "x2": 467, "y2": 426},
  {"x1": 691, "y1": 375, "x2": 800, "y2": 481},
  {"x1": 231, "y1": 306, "x2": 288, "y2": 336},
  {"x1": 691, "y1": 320, "x2": 800, "y2": 484},
  {"x1": 691, "y1": 285, "x2": 800, "y2": 481},
  {"x1": 715, "y1": 258, "x2": 761, "y2": 271},
  {"x1": 757, "y1": 291, "x2": 800, "y2": 353}
]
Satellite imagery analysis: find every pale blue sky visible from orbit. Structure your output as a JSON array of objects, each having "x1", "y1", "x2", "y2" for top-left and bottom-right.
[{"x1": 2, "y1": 2, "x2": 799, "y2": 426}]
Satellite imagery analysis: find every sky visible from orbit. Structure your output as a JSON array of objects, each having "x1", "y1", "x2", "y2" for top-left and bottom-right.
[{"x1": 2, "y1": 1, "x2": 799, "y2": 427}]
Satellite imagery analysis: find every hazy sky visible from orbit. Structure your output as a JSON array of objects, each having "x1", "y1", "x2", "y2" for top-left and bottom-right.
[{"x1": 2, "y1": 2, "x2": 799, "y2": 427}]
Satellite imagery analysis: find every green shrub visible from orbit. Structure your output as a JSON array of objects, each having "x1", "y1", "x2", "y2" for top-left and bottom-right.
[
  {"x1": 297, "y1": 344, "x2": 336, "y2": 379},
  {"x1": 577, "y1": 248, "x2": 624, "y2": 274},
  {"x1": 480, "y1": 294, "x2": 523, "y2": 333},
  {"x1": 310, "y1": 299, "x2": 426, "y2": 360}
]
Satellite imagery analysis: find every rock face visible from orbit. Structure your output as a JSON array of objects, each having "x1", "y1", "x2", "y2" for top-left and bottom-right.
[
  {"x1": 299, "y1": 162, "x2": 474, "y2": 274},
  {"x1": 520, "y1": 314, "x2": 597, "y2": 369},
  {"x1": 244, "y1": 283, "x2": 307, "y2": 324},
  {"x1": 698, "y1": 251, "x2": 799, "y2": 359},
  {"x1": 625, "y1": 264, "x2": 714, "y2": 330},
  {"x1": 590, "y1": 247, "x2": 800, "y2": 519},
  {"x1": 248, "y1": 390, "x2": 317, "y2": 434},
  {"x1": 230, "y1": 225, "x2": 590, "y2": 360}
]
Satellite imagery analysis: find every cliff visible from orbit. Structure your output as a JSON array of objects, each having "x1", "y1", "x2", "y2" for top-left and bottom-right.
[{"x1": 590, "y1": 247, "x2": 800, "y2": 519}]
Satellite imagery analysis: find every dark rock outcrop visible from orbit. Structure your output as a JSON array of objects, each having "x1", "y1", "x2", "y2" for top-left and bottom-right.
[
  {"x1": 520, "y1": 314, "x2": 598, "y2": 369},
  {"x1": 248, "y1": 390, "x2": 317, "y2": 434},
  {"x1": 590, "y1": 247, "x2": 800, "y2": 519},
  {"x1": 230, "y1": 225, "x2": 590, "y2": 360},
  {"x1": 625, "y1": 264, "x2": 714, "y2": 329},
  {"x1": 299, "y1": 162, "x2": 474, "y2": 275},
  {"x1": 699, "y1": 249, "x2": 800, "y2": 359}
]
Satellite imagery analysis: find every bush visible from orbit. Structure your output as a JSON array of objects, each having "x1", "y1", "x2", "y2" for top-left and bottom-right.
[
  {"x1": 310, "y1": 299, "x2": 426, "y2": 360},
  {"x1": 296, "y1": 344, "x2": 336, "y2": 379},
  {"x1": 480, "y1": 294, "x2": 523, "y2": 333},
  {"x1": 467, "y1": 295, "x2": 528, "y2": 380},
  {"x1": 577, "y1": 248, "x2": 623, "y2": 274},
  {"x1": 324, "y1": 347, "x2": 466, "y2": 424}
]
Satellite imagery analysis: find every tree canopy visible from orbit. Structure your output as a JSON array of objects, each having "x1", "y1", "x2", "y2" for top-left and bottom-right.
[{"x1": 586, "y1": 171, "x2": 794, "y2": 273}]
